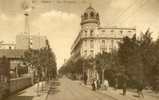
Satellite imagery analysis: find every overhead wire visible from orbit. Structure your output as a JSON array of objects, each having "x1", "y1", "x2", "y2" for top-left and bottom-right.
[
  {"x1": 117, "y1": 0, "x2": 148, "y2": 26},
  {"x1": 111, "y1": 0, "x2": 139, "y2": 25}
]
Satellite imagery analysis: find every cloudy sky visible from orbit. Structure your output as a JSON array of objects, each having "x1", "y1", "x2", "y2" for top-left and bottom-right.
[{"x1": 0, "y1": 0, "x2": 159, "y2": 69}]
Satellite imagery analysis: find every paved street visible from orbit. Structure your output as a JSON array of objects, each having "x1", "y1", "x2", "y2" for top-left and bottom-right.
[
  {"x1": 5, "y1": 77, "x2": 115, "y2": 100},
  {"x1": 4, "y1": 77, "x2": 159, "y2": 100},
  {"x1": 46, "y1": 77, "x2": 115, "y2": 100}
]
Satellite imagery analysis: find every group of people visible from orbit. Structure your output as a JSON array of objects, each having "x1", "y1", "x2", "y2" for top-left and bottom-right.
[
  {"x1": 90, "y1": 78, "x2": 144, "y2": 98},
  {"x1": 122, "y1": 79, "x2": 144, "y2": 98},
  {"x1": 91, "y1": 79, "x2": 109, "y2": 91}
]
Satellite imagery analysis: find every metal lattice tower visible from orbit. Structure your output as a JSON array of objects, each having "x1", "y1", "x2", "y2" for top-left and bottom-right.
[{"x1": 22, "y1": 0, "x2": 32, "y2": 49}]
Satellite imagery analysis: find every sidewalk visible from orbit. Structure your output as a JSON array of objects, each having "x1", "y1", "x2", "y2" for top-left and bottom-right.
[
  {"x1": 6, "y1": 81, "x2": 50, "y2": 100},
  {"x1": 79, "y1": 82, "x2": 159, "y2": 100}
]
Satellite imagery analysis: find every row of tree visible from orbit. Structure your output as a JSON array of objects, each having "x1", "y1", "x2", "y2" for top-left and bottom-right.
[
  {"x1": 24, "y1": 40, "x2": 57, "y2": 82},
  {"x1": 59, "y1": 29, "x2": 159, "y2": 91}
]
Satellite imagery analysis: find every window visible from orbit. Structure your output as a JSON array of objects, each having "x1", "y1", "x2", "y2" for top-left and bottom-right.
[
  {"x1": 102, "y1": 30, "x2": 105, "y2": 32},
  {"x1": 84, "y1": 13, "x2": 88, "y2": 19},
  {"x1": 90, "y1": 12, "x2": 94, "y2": 18},
  {"x1": 90, "y1": 50, "x2": 94, "y2": 56},
  {"x1": 84, "y1": 50, "x2": 87, "y2": 56},
  {"x1": 102, "y1": 40, "x2": 105, "y2": 45},
  {"x1": 120, "y1": 30, "x2": 123, "y2": 34},
  {"x1": 90, "y1": 40, "x2": 94, "y2": 48},
  {"x1": 128, "y1": 30, "x2": 131, "y2": 33},
  {"x1": 111, "y1": 30, "x2": 114, "y2": 32},
  {"x1": 90, "y1": 30, "x2": 93, "y2": 36},
  {"x1": 84, "y1": 40, "x2": 87, "y2": 46},
  {"x1": 96, "y1": 13, "x2": 99, "y2": 20}
]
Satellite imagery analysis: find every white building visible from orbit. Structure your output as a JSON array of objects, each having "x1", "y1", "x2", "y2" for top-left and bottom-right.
[
  {"x1": 71, "y1": 6, "x2": 136, "y2": 60},
  {"x1": 0, "y1": 41, "x2": 15, "y2": 50},
  {"x1": 15, "y1": 33, "x2": 47, "y2": 50},
  {"x1": 16, "y1": 34, "x2": 30, "y2": 50},
  {"x1": 70, "y1": 6, "x2": 136, "y2": 81},
  {"x1": 31, "y1": 35, "x2": 47, "y2": 50}
]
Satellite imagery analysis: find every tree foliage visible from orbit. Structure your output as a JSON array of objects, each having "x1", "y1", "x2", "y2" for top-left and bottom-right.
[{"x1": 24, "y1": 40, "x2": 57, "y2": 80}]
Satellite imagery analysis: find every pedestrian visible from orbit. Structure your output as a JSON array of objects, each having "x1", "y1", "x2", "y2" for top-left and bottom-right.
[
  {"x1": 94, "y1": 79, "x2": 97, "y2": 90},
  {"x1": 137, "y1": 80, "x2": 144, "y2": 98},
  {"x1": 114, "y1": 77, "x2": 118, "y2": 90},
  {"x1": 103, "y1": 79, "x2": 109, "y2": 90},
  {"x1": 84, "y1": 73, "x2": 88, "y2": 85},
  {"x1": 97, "y1": 79, "x2": 101, "y2": 90},
  {"x1": 122, "y1": 81, "x2": 127, "y2": 95},
  {"x1": 122, "y1": 75, "x2": 128, "y2": 96},
  {"x1": 91, "y1": 79, "x2": 96, "y2": 91}
]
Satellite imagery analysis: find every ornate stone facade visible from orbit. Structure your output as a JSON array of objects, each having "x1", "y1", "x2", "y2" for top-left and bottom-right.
[{"x1": 70, "y1": 5, "x2": 136, "y2": 82}]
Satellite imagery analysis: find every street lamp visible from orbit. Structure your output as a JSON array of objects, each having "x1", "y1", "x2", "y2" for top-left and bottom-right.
[{"x1": 82, "y1": 55, "x2": 87, "y2": 85}]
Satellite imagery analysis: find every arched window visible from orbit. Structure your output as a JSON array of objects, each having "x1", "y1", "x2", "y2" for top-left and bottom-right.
[
  {"x1": 90, "y1": 30, "x2": 94, "y2": 36},
  {"x1": 84, "y1": 13, "x2": 88, "y2": 19},
  {"x1": 90, "y1": 12, "x2": 94, "y2": 18},
  {"x1": 96, "y1": 13, "x2": 99, "y2": 19}
]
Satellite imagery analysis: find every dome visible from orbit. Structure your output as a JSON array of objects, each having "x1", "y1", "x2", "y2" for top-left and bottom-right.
[
  {"x1": 81, "y1": 5, "x2": 100, "y2": 25},
  {"x1": 85, "y1": 5, "x2": 96, "y2": 14}
]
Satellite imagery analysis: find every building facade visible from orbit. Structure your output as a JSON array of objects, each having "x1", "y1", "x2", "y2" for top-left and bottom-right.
[
  {"x1": 31, "y1": 35, "x2": 47, "y2": 50},
  {"x1": 16, "y1": 33, "x2": 47, "y2": 50},
  {"x1": 71, "y1": 6, "x2": 136, "y2": 60},
  {"x1": 70, "y1": 6, "x2": 136, "y2": 81},
  {"x1": 16, "y1": 34, "x2": 30, "y2": 50}
]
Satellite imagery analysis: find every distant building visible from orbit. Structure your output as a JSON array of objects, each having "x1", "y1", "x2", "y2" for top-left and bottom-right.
[
  {"x1": 31, "y1": 35, "x2": 47, "y2": 50},
  {"x1": 16, "y1": 33, "x2": 47, "y2": 50},
  {"x1": 70, "y1": 5, "x2": 136, "y2": 82},
  {"x1": 0, "y1": 41, "x2": 15, "y2": 50},
  {"x1": 16, "y1": 34, "x2": 29, "y2": 50}
]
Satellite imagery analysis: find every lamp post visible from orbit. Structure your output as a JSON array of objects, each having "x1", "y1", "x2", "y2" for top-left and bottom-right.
[{"x1": 82, "y1": 55, "x2": 87, "y2": 85}]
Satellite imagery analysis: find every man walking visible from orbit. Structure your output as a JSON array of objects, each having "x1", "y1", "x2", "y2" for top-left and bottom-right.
[{"x1": 137, "y1": 80, "x2": 144, "y2": 98}]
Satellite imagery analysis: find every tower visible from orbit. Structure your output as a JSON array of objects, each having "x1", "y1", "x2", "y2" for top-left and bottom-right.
[
  {"x1": 22, "y1": 0, "x2": 32, "y2": 49},
  {"x1": 81, "y1": 5, "x2": 100, "y2": 32}
]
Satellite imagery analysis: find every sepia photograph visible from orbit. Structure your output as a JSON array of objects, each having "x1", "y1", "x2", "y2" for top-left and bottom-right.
[{"x1": 0, "y1": 0, "x2": 159, "y2": 100}]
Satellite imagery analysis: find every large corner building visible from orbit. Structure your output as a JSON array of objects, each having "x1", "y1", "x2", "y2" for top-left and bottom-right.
[
  {"x1": 71, "y1": 6, "x2": 136, "y2": 60},
  {"x1": 70, "y1": 6, "x2": 136, "y2": 81}
]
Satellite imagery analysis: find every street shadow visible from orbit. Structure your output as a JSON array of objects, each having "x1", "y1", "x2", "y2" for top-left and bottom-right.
[
  {"x1": 132, "y1": 94, "x2": 140, "y2": 98},
  {"x1": 44, "y1": 81, "x2": 61, "y2": 100},
  {"x1": 5, "y1": 95, "x2": 33, "y2": 100},
  {"x1": 16, "y1": 90, "x2": 26, "y2": 95},
  {"x1": 51, "y1": 81, "x2": 61, "y2": 86},
  {"x1": 48, "y1": 82, "x2": 60, "y2": 95},
  {"x1": 119, "y1": 93, "x2": 124, "y2": 95}
]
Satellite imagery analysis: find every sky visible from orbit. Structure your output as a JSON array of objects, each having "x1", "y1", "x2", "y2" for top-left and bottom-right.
[{"x1": 0, "y1": 0, "x2": 159, "y2": 69}]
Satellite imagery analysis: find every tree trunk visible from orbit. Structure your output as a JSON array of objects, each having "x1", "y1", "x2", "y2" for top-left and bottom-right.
[{"x1": 102, "y1": 69, "x2": 105, "y2": 84}]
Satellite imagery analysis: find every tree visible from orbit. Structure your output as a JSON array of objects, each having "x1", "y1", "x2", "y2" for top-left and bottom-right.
[
  {"x1": 95, "y1": 52, "x2": 111, "y2": 83},
  {"x1": 24, "y1": 40, "x2": 57, "y2": 82},
  {"x1": 139, "y1": 29, "x2": 155, "y2": 85},
  {"x1": 118, "y1": 34, "x2": 144, "y2": 88}
]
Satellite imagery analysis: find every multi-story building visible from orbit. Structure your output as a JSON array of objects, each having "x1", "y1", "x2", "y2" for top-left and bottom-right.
[
  {"x1": 15, "y1": 33, "x2": 47, "y2": 50},
  {"x1": 31, "y1": 35, "x2": 47, "y2": 50},
  {"x1": 16, "y1": 34, "x2": 30, "y2": 50},
  {"x1": 70, "y1": 6, "x2": 136, "y2": 81},
  {"x1": 71, "y1": 5, "x2": 136, "y2": 60}
]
